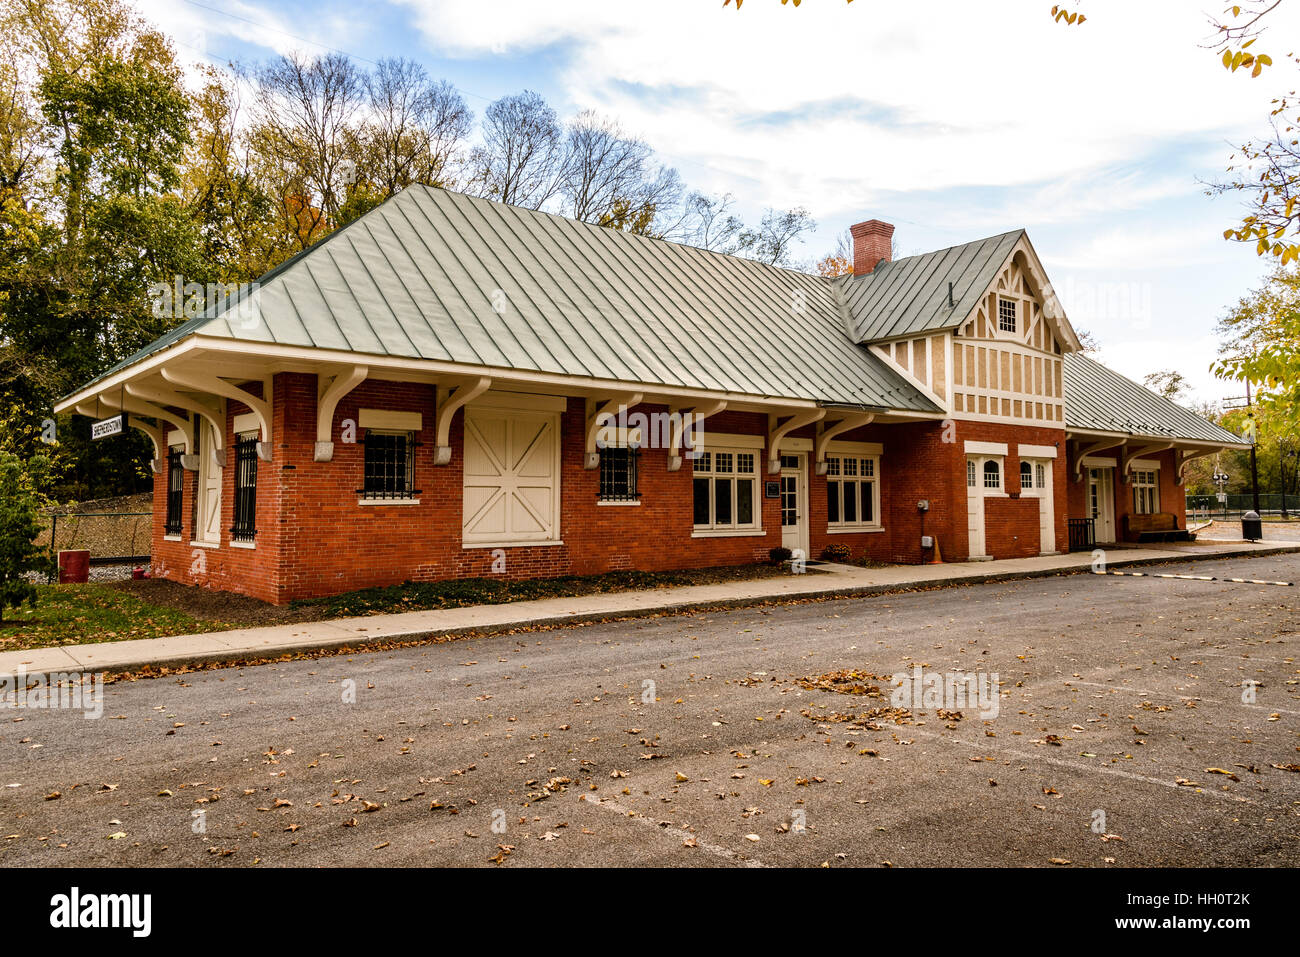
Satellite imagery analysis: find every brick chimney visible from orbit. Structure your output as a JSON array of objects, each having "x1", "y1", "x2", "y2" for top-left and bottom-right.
[{"x1": 850, "y1": 219, "x2": 895, "y2": 276}]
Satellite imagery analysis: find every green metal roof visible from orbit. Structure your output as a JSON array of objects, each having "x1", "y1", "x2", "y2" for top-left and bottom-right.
[
  {"x1": 74, "y1": 185, "x2": 939, "y2": 413},
  {"x1": 1063, "y1": 354, "x2": 1247, "y2": 446},
  {"x1": 64, "y1": 188, "x2": 1244, "y2": 450},
  {"x1": 838, "y1": 229, "x2": 1025, "y2": 342}
]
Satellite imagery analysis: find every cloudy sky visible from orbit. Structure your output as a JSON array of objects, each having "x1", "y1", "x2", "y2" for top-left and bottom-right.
[{"x1": 139, "y1": 0, "x2": 1300, "y2": 406}]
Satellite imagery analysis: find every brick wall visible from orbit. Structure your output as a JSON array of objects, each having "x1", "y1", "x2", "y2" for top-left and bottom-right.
[
  {"x1": 152, "y1": 382, "x2": 785, "y2": 603},
  {"x1": 148, "y1": 374, "x2": 1079, "y2": 603},
  {"x1": 151, "y1": 383, "x2": 280, "y2": 603}
]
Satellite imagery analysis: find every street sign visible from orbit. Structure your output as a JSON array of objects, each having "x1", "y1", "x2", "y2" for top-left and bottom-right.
[{"x1": 91, "y1": 413, "x2": 126, "y2": 440}]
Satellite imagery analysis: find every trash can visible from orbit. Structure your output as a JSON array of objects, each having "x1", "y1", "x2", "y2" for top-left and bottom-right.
[
  {"x1": 1241, "y1": 510, "x2": 1262, "y2": 542},
  {"x1": 57, "y1": 549, "x2": 90, "y2": 584}
]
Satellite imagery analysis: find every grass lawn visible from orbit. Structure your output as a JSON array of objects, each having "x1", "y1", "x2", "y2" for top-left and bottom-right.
[
  {"x1": 0, "y1": 562, "x2": 808, "y2": 653},
  {"x1": 0, "y1": 584, "x2": 223, "y2": 651}
]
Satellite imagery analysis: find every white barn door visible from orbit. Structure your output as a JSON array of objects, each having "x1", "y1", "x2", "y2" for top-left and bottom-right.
[
  {"x1": 463, "y1": 409, "x2": 560, "y2": 545},
  {"x1": 196, "y1": 414, "x2": 223, "y2": 545}
]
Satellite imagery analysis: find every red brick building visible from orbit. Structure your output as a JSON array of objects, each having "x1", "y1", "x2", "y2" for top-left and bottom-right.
[{"x1": 56, "y1": 187, "x2": 1248, "y2": 603}]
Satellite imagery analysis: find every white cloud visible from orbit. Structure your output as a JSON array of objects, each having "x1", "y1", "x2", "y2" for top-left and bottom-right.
[
  {"x1": 392, "y1": 0, "x2": 1300, "y2": 213},
  {"x1": 137, "y1": 0, "x2": 361, "y2": 66}
]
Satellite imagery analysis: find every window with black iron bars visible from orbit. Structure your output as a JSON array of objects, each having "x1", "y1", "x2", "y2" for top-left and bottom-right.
[
  {"x1": 231, "y1": 434, "x2": 258, "y2": 542},
  {"x1": 598, "y1": 447, "x2": 639, "y2": 501},
  {"x1": 360, "y1": 430, "x2": 419, "y2": 499},
  {"x1": 165, "y1": 447, "x2": 184, "y2": 536}
]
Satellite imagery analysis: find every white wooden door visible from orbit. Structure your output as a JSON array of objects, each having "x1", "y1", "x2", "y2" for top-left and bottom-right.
[
  {"x1": 462, "y1": 409, "x2": 560, "y2": 545},
  {"x1": 779, "y1": 453, "x2": 807, "y2": 558},
  {"x1": 966, "y1": 457, "x2": 986, "y2": 558},
  {"x1": 1022, "y1": 459, "x2": 1055, "y2": 554},
  {"x1": 196, "y1": 417, "x2": 223, "y2": 544},
  {"x1": 1088, "y1": 467, "x2": 1115, "y2": 542}
]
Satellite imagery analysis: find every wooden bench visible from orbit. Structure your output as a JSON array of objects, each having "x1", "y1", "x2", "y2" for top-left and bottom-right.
[{"x1": 1123, "y1": 512, "x2": 1195, "y2": 543}]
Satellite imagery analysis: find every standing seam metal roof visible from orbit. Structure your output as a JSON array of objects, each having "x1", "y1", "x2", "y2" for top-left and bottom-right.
[
  {"x1": 1063, "y1": 353, "x2": 1246, "y2": 445},
  {"x1": 65, "y1": 187, "x2": 1245, "y2": 449},
  {"x1": 74, "y1": 185, "x2": 940, "y2": 411}
]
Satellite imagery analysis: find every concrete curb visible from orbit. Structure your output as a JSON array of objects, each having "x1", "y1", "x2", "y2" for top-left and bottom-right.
[{"x1": 7, "y1": 544, "x2": 1299, "y2": 680}]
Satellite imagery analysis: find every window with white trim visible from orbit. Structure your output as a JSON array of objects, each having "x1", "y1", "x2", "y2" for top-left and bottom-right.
[
  {"x1": 983, "y1": 459, "x2": 1002, "y2": 489},
  {"x1": 966, "y1": 459, "x2": 977, "y2": 488},
  {"x1": 1035, "y1": 462, "x2": 1046, "y2": 489},
  {"x1": 1132, "y1": 468, "x2": 1159, "y2": 514},
  {"x1": 825, "y1": 454, "x2": 880, "y2": 528},
  {"x1": 693, "y1": 450, "x2": 758, "y2": 530},
  {"x1": 998, "y1": 296, "x2": 1017, "y2": 333},
  {"x1": 1019, "y1": 460, "x2": 1032, "y2": 489}
]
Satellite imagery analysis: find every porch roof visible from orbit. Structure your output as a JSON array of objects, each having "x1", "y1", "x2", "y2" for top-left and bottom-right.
[
  {"x1": 1063, "y1": 353, "x2": 1249, "y2": 447},
  {"x1": 69, "y1": 186, "x2": 941, "y2": 415}
]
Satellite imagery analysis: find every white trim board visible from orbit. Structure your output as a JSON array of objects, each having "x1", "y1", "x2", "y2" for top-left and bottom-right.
[
  {"x1": 359, "y1": 409, "x2": 423, "y2": 431},
  {"x1": 471, "y1": 390, "x2": 569, "y2": 412},
  {"x1": 1018, "y1": 443, "x2": 1058, "y2": 459}
]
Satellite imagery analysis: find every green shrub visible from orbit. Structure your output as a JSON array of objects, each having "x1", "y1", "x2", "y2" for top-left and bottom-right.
[{"x1": 0, "y1": 452, "x2": 56, "y2": 621}]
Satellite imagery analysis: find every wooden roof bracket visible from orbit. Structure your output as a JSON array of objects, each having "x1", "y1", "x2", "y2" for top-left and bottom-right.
[
  {"x1": 94, "y1": 392, "x2": 197, "y2": 467},
  {"x1": 767, "y1": 408, "x2": 827, "y2": 474},
  {"x1": 1120, "y1": 441, "x2": 1173, "y2": 484},
  {"x1": 433, "y1": 376, "x2": 492, "y2": 465},
  {"x1": 667, "y1": 400, "x2": 727, "y2": 471},
  {"x1": 1071, "y1": 438, "x2": 1126, "y2": 483},
  {"x1": 313, "y1": 365, "x2": 368, "y2": 462},
  {"x1": 162, "y1": 367, "x2": 273, "y2": 462},
  {"x1": 1176, "y1": 448, "x2": 1215, "y2": 487},
  {"x1": 584, "y1": 393, "x2": 644, "y2": 469},
  {"x1": 126, "y1": 381, "x2": 225, "y2": 463},
  {"x1": 77, "y1": 402, "x2": 168, "y2": 472},
  {"x1": 814, "y1": 413, "x2": 875, "y2": 475}
]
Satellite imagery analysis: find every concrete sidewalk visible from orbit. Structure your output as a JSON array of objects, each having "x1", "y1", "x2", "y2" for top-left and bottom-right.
[{"x1": 4, "y1": 540, "x2": 1297, "y2": 679}]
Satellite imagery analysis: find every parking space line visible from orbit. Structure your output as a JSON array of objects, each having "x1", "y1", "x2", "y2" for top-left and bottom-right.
[
  {"x1": 904, "y1": 727, "x2": 1262, "y2": 805},
  {"x1": 1065, "y1": 679, "x2": 1300, "y2": 716},
  {"x1": 579, "y1": 793, "x2": 767, "y2": 867}
]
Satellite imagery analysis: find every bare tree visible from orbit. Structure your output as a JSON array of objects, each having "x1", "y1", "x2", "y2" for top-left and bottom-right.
[
  {"x1": 738, "y1": 206, "x2": 815, "y2": 268},
  {"x1": 468, "y1": 90, "x2": 563, "y2": 210},
  {"x1": 249, "y1": 51, "x2": 365, "y2": 248},
  {"x1": 673, "y1": 190, "x2": 746, "y2": 253},
  {"x1": 363, "y1": 58, "x2": 470, "y2": 196},
  {"x1": 557, "y1": 110, "x2": 681, "y2": 233}
]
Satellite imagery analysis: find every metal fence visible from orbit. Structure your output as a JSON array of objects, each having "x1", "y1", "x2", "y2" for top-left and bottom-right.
[
  {"x1": 36, "y1": 511, "x2": 152, "y2": 581},
  {"x1": 1186, "y1": 493, "x2": 1297, "y2": 519}
]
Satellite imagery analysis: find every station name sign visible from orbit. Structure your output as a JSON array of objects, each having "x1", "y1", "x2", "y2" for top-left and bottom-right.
[{"x1": 91, "y1": 413, "x2": 126, "y2": 440}]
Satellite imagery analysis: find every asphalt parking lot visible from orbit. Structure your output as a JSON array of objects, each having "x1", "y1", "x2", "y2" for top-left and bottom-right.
[{"x1": 2, "y1": 552, "x2": 1297, "y2": 867}]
